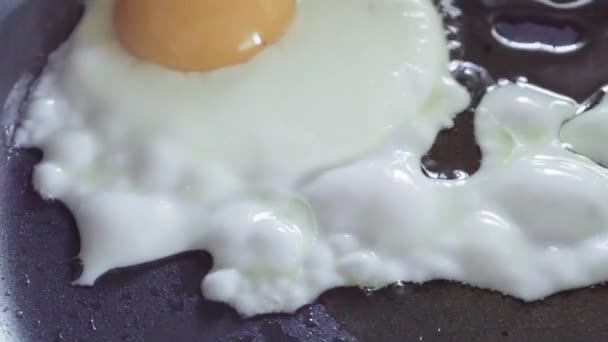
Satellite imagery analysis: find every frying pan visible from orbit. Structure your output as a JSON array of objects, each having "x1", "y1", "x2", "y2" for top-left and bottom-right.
[{"x1": 2, "y1": 0, "x2": 608, "y2": 341}]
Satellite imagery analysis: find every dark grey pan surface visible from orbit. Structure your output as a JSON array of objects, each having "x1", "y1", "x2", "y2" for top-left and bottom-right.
[{"x1": 2, "y1": 1, "x2": 608, "y2": 341}]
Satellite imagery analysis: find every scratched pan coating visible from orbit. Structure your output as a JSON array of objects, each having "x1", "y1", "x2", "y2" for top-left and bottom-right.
[{"x1": 2, "y1": 1, "x2": 608, "y2": 341}]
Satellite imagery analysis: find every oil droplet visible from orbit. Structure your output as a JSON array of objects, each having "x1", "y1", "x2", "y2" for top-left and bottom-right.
[
  {"x1": 450, "y1": 61, "x2": 495, "y2": 101},
  {"x1": 491, "y1": 17, "x2": 585, "y2": 54},
  {"x1": 361, "y1": 287, "x2": 375, "y2": 296},
  {"x1": 534, "y1": 0, "x2": 595, "y2": 10},
  {"x1": 438, "y1": 0, "x2": 462, "y2": 18},
  {"x1": 304, "y1": 316, "x2": 318, "y2": 328},
  {"x1": 391, "y1": 281, "x2": 407, "y2": 295},
  {"x1": 53, "y1": 330, "x2": 65, "y2": 342},
  {"x1": 576, "y1": 86, "x2": 608, "y2": 115},
  {"x1": 89, "y1": 318, "x2": 97, "y2": 331},
  {"x1": 422, "y1": 161, "x2": 471, "y2": 180}
]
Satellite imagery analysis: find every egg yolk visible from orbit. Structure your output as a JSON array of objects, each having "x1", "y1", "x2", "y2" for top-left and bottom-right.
[{"x1": 114, "y1": 0, "x2": 296, "y2": 72}]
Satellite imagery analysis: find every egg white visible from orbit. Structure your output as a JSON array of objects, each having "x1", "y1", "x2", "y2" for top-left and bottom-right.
[{"x1": 20, "y1": 0, "x2": 455, "y2": 187}]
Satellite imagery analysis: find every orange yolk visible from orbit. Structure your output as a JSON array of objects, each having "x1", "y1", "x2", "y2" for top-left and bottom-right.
[{"x1": 114, "y1": 0, "x2": 296, "y2": 72}]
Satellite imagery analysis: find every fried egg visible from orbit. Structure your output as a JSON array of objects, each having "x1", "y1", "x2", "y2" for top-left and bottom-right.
[
  {"x1": 19, "y1": 0, "x2": 608, "y2": 317},
  {"x1": 17, "y1": 0, "x2": 469, "y2": 315}
]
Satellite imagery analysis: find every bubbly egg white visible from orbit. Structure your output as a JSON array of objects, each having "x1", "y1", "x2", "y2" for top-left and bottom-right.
[
  {"x1": 16, "y1": 0, "x2": 608, "y2": 316},
  {"x1": 305, "y1": 82, "x2": 608, "y2": 301}
]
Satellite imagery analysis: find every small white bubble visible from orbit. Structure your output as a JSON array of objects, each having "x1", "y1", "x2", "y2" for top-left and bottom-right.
[{"x1": 89, "y1": 318, "x2": 97, "y2": 331}]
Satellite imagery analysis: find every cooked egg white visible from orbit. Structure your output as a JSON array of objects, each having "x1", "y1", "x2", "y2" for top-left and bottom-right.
[
  {"x1": 18, "y1": 0, "x2": 608, "y2": 317},
  {"x1": 304, "y1": 82, "x2": 608, "y2": 302}
]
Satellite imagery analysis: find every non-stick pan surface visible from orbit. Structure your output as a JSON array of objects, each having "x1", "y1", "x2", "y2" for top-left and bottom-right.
[{"x1": 2, "y1": 1, "x2": 608, "y2": 341}]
